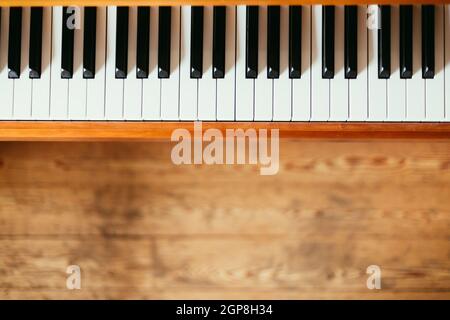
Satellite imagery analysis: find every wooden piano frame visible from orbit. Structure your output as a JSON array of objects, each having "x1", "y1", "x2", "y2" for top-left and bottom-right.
[{"x1": 0, "y1": 0, "x2": 449, "y2": 140}]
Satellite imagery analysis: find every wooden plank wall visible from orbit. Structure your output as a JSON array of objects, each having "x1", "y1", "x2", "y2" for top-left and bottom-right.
[{"x1": 0, "y1": 140, "x2": 449, "y2": 299}]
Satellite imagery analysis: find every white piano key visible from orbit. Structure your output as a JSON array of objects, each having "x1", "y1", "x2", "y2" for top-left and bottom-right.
[
  {"x1": 445, "y1": 5, "x2": 450, "y2": 121},
  {"x1": 367, "y1": 5, "x2": 387, "y2": 121},
  {"x1": 387, "y1": 5, "x2": 406, "y2": 121},
  {"x1": 142, "y1": 7, "x2": 161, "y2": 120},
  {"x1": 254, "y1": 6, "x2": 272, "y2": 121},
  {"x1": 179, "y1": 6, "x2": 198, "y2": 120},
  {"x1": 311, "y1": 5, "x2": 329, "y2": 121},
  {"x1": 406, "y1": 5, "x2": 425, "y2": 121},
  {"x1": 426, "y1": 5, "x2": 445, "y2": 121},
  {"x1": 68, "y1": 7, "x2": 87, "y2": 120},
  {"x1": 32, "y1": 7, "x2": 52, "y2": 120},
  {"x1": 13, "y1": 7, "x2": 32, "y2": 119},
  {"x1": 273, "y1": 6, "x2": 291, "y2": 121},
  {"x1": 0, "y1": 8, "x2": 14, "y2": 119},
  {"x1": 50, "y1": 6, "x2": 69, "y2": 119},
  {"x1": 329, "y1": 5, "x2": 348, "y2": 121},
  {"x1": 124, "y1": 7, "x2": 143, "y2": 120},
  {"x1": 86, "y1": 7, "x2": 106, "y2": 120},
  {"x1": 235, "y1": 5, "x2": 254, "y2": 121},
  {"x1": 349, "y1": 5, "x2": 368, "y2": 121},
  {"x1": 161, "y1": 6, "x2": 180, "y2": 121},
  {"x1": 292, "y1": 5, "x2": 311, "y2": 121},
  {"x1": 198, "y1": 6, "x2": 216, "y2": 121},
  {"x1": 216, "y1": 6, "x2": 235, "y2": 121},
  {"x1": 105, "y1": 6, "x2": 124, "y2": 120}
]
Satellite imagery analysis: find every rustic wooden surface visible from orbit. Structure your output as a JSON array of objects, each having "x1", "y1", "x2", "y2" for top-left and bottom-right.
[{"x1": 0, "y1": 140, "x2": 449, "y2": 299}]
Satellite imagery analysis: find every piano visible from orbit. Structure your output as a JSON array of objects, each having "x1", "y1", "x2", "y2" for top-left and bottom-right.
[{"x1": 0, "y1": 0, "x2": 449, "y2": 140}]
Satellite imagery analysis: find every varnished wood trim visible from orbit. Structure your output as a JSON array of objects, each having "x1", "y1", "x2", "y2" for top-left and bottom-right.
[
  {"x1": 0, "y1": 122, "x2": 449, "y2": 140},
  {"x1": 0, "y1": 0, "x2": 447, "y2": 6}
]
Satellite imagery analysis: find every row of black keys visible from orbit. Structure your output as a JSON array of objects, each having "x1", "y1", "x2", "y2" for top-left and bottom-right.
[
  {"x1": 5, "y1": 5, "x2": 437, "y2": 81},
  {"x1": 6, "y1": 7, "x2": 97, "y2": 79},
  {"x1": 249, "y1": 5, "x2": 436, "y2": 80},
  {"x1": 376, "y1": 5, "x2": 435, "y2": 79}
]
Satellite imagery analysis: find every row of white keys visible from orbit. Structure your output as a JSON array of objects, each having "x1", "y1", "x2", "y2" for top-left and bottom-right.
[
  {"x1": 216, "y1": 6, "x2": 235, "y2": 121},
  {"x1": 348, "y1": 5, "x2": 367, "y2": 121},
  {"x1": 142, "y1": 7, "x2": 160, "y2": 120},
  {"x1": 0, "y1": 8, "x2": 13, "y2": 119},
  {"x1": 124, "y1": 6, "x2": 143, "y2": 120},
  {"x1": 161, "y1": 6, "x2": 180, "y2": 120},
  {"x1": 198, "y1": 6, "x2": 215, "y2": 121},
  {"x1": 426, "y1": 4, "x2": 445, "y2": 121},
  {"x1": 235, "y1": 5, "x2": 254, "y2": 121},
  {"x1": 50, "y1": 6, "x2": 69, "y2": 119},
  {"x1": 311, "y1": 5, "x2": 329, "y2": 121},
  {"x1": 105, "y1": 6, "x2": 124, "y2": 120},
  {"x1": 68, "y1": 7, "x2": 86, "y2": 120},
  {"x1": 367, "y1": 5, "x2": 386, "y2": 121},
  {"x1": 330, "y1": 5, "x2": 348, "y2": 121},
  {"x1": 13, "y1": 7, "x2": 32, "y2": 119},
  {"x1": 51, "y1": 7, "x2": 106, "y2": 120},
  {"x1": 87, "y1": 7, "x2": 107, "y2": 120},
  {"x1": 178, "y1": 6, "x2": 224, "y2": 121},
  {"x1": 32, "y1": 7, "x2": 52, "y2": 119},
  {"x1": 292, "y1": 5, "x2": 311, "y2": 121},
  {"x1": 0, "y1": 10, "x2": 15, "y2": 117},
  {"x1": 446, "y1": 5, "x2": 450, "y2": 120},
  {"x1": 2, "y1": 5, "x2": 450, "y2": 123},
  {"x1": 179, "y1": 6, "x2": 197, "y2": 120},
  {"x1": 273, "y1": 6, "x2": 291, "y2": 121},
  {"x1": 387, "y1": 5, "x2": 406, "y2": 121},
  {"x1": 406, "y1": 5, "x2": 425, "y2": 121},
  {"x1": 254, "y1": 6, "x2": 272, "y2": 121}
]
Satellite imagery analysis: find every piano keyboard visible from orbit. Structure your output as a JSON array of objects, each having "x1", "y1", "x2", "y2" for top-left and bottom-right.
[{"x1": 0, "y1": 5, "x2": 449, "y2": 122}]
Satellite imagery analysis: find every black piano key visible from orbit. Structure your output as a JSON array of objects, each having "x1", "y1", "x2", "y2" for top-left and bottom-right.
[
  {"x1": 29, "y1": 7, "x2": 43, "y2": 79},
  {"x1": 115, "y1": 7, "x2": 129, "y2": 79},
  {"x1": 8, "y1": 7, "x2": 22, "y2": 79},
  {"x1": 288, "y1": 6, "x2": 302, "y2": 79},
  {"x1": 322, "y1": 5, "x2": 335, "y2": 79},
  {"x1": 83, "y1": 7, "x2": 97, "y2": 79},
  {"x1": 267, "y1": 6, "x2": 280, "y2": 79},
  {"x1": 61, "y1": 6, "x2": 75, "y2": 79},
  {"x1": 245, "y1": 6, "x2": 258, "y2": 79},
  {"x1": 378, "y1": 5, "x2": 391, "y2": 79},
  {"x1": 158, "y1": 6, "x2": 171, "y2": 78},
  {"x1": 212, "y1": 6, "x2": 226, "y2": 79},
  {"x1": 344, "y1": 6, "x2": 357, "y2": 79},
  {"x1": 136, "y1": 6, "x2": 150, "y2": 79},
  {"x1": 190, "y1": 6, "x2": 204, "y2": 79},
  {"x1": 399, "y1": 5, "x2": 413, "y2": 79},
  {"x1": 422, "y1": 5, "x2": 434, "y2": 79}
]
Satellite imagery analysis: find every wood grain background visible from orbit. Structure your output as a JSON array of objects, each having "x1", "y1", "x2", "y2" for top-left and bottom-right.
[{"x1": 0, "y1": 140, "x2": 449, "y2": 299}]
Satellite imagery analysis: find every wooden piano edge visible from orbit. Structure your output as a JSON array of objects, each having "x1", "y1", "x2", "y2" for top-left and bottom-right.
[{"x1": 0, "y1": 121, "x2": 449, "y2": 140}]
